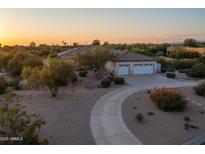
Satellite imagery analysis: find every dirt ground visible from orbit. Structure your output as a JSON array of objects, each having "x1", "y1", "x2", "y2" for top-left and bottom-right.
[
  {"x1": 11, "y1": 71, "x2": 124, "y2": 145},
  {"x1": 122, "y1": 87, "x2": 205, "y2": 145}
]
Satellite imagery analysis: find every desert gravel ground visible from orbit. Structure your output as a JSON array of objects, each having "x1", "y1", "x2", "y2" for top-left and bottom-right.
[
  {"x1": 122, "y1": 87, "x2": 205, "y2": 145},
  {"x1": 14, "y1": 71, "x2": 122, "y2": 145},
  {"x1": 16, "y1": 88, "x2": 112, "y2": 145}
]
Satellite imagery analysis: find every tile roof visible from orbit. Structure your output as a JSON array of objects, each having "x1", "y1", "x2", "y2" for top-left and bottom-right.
[{"x1": 115, "y1": 52, "x2": 156, "y2": 62}]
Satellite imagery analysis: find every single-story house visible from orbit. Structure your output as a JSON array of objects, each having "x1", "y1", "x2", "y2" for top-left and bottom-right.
[{"x1": 105, "y1": 52, "x2": 160, "y2": 75}]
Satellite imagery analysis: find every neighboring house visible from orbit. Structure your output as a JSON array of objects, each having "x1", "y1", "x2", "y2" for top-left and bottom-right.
[{"x1": 105, "y1": 52, "x2": 160, "y2": 75}]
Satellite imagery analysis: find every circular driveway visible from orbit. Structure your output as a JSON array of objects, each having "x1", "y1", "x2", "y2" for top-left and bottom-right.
[{"x1": 90, "y1": 75, "x2": 197, "y2": 145}]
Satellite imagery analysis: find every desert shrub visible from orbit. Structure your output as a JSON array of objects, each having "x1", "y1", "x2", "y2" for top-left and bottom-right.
[
  {"x1": 9, "y1": 78, "x2": 21, "y2": 90},
  {"x1": 184, "y1": 123, "x2": 190, "y2": 130},
  {"x1": 101, "y1": 78, "x2": 111, "y2": 88},
  {"x1": 70, "y1": 72, "x2": 78, "y2": 83},
  {"x1": 147, "y1": 112, "x2": 155, "y2": 116},
  {"x1": 184, "y1": 116, "x2": 191, "y2": 122},
  {"x1": 6, "y1": 51, "x2": 43, "y2": 76},
  {"x1": 79, "y1": 71, "x2": 87, "y2": 77},
  {"x1": 0, "y1": 78, "x2": 8, "y2": 94},
  {"x1": 0, "y1": 52, "x2": 14, "y2": 68},
  {"x1": 188, "y1": 63, "x2": 205, "y2": 78},
  {"x1": 173, "y1": 59, "x2": 196, "y2": 70},
  {"x1": 106, "y1": 76, "x2": 114, "y2": 82},
  {"x1": 0, "y1": 92, "x2": 47, "y2": 144},
  {"x1": 136, "y1": 113, "x2": 144, "y2": 122},
  {"x1": 157, "y1": 58, "x2": 174, "y2": 73},
  {"x1": 198, "y1": 56, "x2": 205, "y2": 64},
  {"x1": 166, "y1": 72, "x2": 176, "y2": 78},
  {"x1": 194, "y1": 81, "x2": 205, "y2": 96},
  {"x1": 114, "y1": 77, "x2": 125, "y2": 85},
  {"x1": 150, "y1": 87, "x2": 188, "y2": 112}
]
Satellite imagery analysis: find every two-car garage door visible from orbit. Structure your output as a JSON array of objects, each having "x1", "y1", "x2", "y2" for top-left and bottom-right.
[
  {"x1": 117, "y1": 64, "x2": 154, "y2": 75},
  {"x1": 133, "y1": 64, "x2": 154, "y2": 74}
]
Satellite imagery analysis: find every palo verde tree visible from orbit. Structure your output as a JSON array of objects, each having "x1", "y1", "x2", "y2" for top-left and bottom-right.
[
  {"x1": 75, "y1": 47, "x2": 114, "y2": 79},
  {"x1": 22, "y1": 58, "x2": 74, "y2": 97},
  {"x1": 0, "y1": 92, "x2": 47, "y2": 145}
]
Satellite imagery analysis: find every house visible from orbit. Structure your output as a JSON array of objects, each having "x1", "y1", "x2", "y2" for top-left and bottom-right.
[{"x1": 105, "y1": 52, "x2": 160, "y2": 75}]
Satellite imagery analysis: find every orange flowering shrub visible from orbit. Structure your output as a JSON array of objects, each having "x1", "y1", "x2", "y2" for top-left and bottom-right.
[{"x1": 150, "y1": 87, "x2": 187, "y2": 112}]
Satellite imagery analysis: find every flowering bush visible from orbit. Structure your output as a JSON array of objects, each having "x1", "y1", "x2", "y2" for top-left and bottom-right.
[{"x1": 150, "y1": 87, "x2": 187, "y2": 112}]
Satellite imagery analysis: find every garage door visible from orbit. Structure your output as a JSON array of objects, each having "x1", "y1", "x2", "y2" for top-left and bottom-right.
[
  {"x1": 118, "y1": 64, "x2": 129, "y2": 75},
  {"x1": 133, "y1": 64, "x2": 154, "y2": 74}
]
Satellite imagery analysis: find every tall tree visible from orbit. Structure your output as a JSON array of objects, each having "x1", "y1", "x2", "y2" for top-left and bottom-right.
[
  {"x1": 22, "y1": 58, "x2": 74, "y2": 97},
  {"x1": 92, "y1": 39, "x2": 100, "y2": 45},
  {"x1": 184, "y1": 38, "x2": 198, "y2": 47}
]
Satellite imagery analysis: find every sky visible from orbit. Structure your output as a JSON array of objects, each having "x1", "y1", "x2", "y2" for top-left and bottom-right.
[{"x1": 0, "y1": 8, "x2": 205, "y2": 45}]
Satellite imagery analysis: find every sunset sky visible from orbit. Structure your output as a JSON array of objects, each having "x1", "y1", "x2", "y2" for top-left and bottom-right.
[{"x1": 0, "y1": 9, "x2": 205, "y2": 45}]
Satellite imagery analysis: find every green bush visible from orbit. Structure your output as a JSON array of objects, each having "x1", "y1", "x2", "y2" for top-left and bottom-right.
[
  {"x1": 101, "y1": 78, "x2": 111, "y2": 88},
  {"x1": 6, "y1": 51, "x2": 43, "y2": 77},
  {"x1": 106, "y1": 76, "x2": 114, "y2": 82},
  {"x1": 136, "y1": 113, "x2": 144, "y2": 122},
  {"x1": 0, "y1": 92, "x2": 48, "y2": 144},
  {"x1": 188, "y1": 63, "x2": 205, "y2": 78},
  {"x1": 194, "y1": 82, "x2": 205, "y2": 96},
  {"x1": 150, "y1": 87, "x2": 188, "y2": 112},
  {"x1": 184, "y1": 116, "x2": 191, "y2": 122},
  {"x1": 0, "y1": 78, "x2": 8, "y2": 94},
  {"x1": 114, "y1": 77, "x2": 125, "y2": 85},
  {"x1": 166, "y1": 72, "x2": 176, "y2": 78},
  {"x1": 157, "y1": 58, "x2": 174, "y2": 73},
  {"x1": 70, "y1": 72, "x2": 78, "y2": 83},
  {"x1": 147, "y1": 112, "x2": 155, "y2": 116},
  {"x1": 173, "y1": 59, "x2": 196, "y2": 70},
  {"x1": 79, "y1": 71, "x2": 87, "y2": 77},
  {"x1": 184, "y1": 123, "x2": 190, "y2": 130},
  {"x1": 9, "y1": 78, "x2": 21, "y2": 90}
]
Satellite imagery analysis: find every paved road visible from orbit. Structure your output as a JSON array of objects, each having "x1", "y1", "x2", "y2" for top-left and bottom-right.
[{"x1": 90, "y1": 74, "x2": 197, "y2": 145}]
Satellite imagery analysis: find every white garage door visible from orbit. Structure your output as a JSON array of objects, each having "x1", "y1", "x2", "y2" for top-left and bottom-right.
[
  {"x1": 133, "y1": 64, "x2": 154, "y2": 74},
  {"x1": 118, "y1": 64, "x2": 129, "y2": 75}
]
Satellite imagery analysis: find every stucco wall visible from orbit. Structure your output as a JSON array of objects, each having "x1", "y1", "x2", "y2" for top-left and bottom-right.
[{"x1": 104, "y1": 61, "x2": 116, "y2": 73}]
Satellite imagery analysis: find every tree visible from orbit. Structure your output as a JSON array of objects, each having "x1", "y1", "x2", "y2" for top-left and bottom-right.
[
  {"x1": 6, "y1": 51, "x2": 43, "y2": 76},
  {"x1": 0, "y1": 92, "x2": 47, "y2": 144},
  {"x1": 75, "y1": 47, "x2": 114, "y2": 79},
  {"x1": 184, "y1": 38, "x2": 198, "y2": 47},
  {"x1": 188, "y1": 62, "x2": 205, "y2": 78},
  {"x1": 22, "y1": 58, "x2": 74, "y2": 97},
  {"x1": 62, "y1": 41, "x2": 67, "y2": 46},
  {"x1": 103, "y1": 41, "x2": 109, "y2": 46},
  {"x1": 92, "y1": 39, "x2": 100, "y2": 45},
  {"x1": 29, "y1": 41, "x2": 36, "y2": 49}
]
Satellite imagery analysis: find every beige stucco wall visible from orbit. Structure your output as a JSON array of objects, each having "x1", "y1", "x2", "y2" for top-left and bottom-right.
[{"x1": 104, "y1": 61, "x2": 116, "y2": 73}]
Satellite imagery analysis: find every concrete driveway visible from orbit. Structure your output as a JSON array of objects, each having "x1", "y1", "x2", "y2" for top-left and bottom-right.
[
  {"x1": 90, "y1": 74, "x2": 197, "y2": 145},
  {"x1": 123, "y1": 74, "x2": 180, "y2": 86}
]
